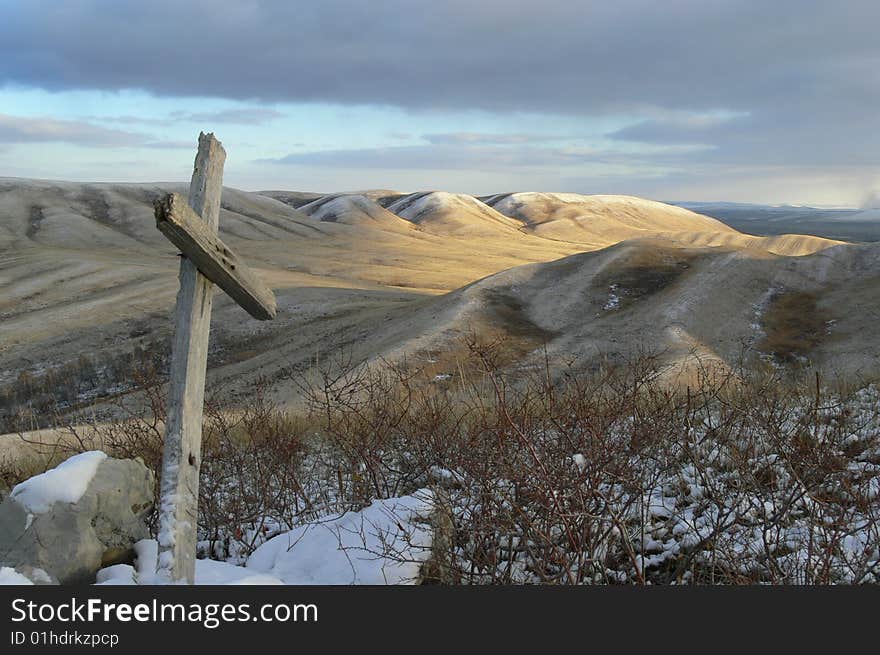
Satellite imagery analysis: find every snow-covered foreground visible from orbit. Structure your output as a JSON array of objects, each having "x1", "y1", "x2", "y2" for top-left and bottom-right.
[
  {"x1": 89, "y1": 385, "x2": 880, "y2": 585},
  {"x1": 92, "y1": 491, "x2": 433, "y2": 586},
  {"x1": 4, "y1": 363, "x2": 879, "y2": 586}
]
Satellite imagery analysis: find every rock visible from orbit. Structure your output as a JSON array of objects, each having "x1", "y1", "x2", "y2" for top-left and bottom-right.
[{"x1": 0, "y1": 453, "x2": 154, "y2": 584}]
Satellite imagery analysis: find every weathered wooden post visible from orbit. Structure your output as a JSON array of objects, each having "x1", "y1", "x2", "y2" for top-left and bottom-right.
[{"x1": 154, "y1": 133, "x2": 276, "y2": 584}]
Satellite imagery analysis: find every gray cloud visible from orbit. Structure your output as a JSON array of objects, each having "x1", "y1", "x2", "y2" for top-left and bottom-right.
[
  {"x1": 0, "y1": 113, "x2": 149, "y2": 146},
  {"x1": 610, "y1": 109, "x2": 880, "y2": 167},
  {"x1": 861, "y1": 190, "x2": 880, "y2": 209},
  {"x1": 608, "y1": 114, "x2": 748, "y2": 146},
  {"x1": 3, "y1": 1, "x2": 877, "y2": 116},
  {"x1": 3, "y1": 1, "x2": 880, "y2": 190}
]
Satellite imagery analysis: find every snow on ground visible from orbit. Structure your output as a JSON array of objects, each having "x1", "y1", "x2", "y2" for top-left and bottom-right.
[
  {"x1": 10, "y1": 450, "x2": 106, "y2": 514},
  {"x1": 749, "y1": 286, "x2": 778, "y2": 335},
  {"x1": 491, "y1": 192, "x2": 683, "y2": 214},
  {"x1": 428, "y1": 385, "x2": 880, "y2": 584},
  {"x1": 603, "y1": 284, "x2": 621, "y2": 310},
  {"x1": 93, "y1": 490, "x2": 433, "y2": 585},
  {"x1": 192, "y1": 560, "x2": 284, "y2": 585},
  {"x1": 301, "y1": 194, "x2": 367, "y2": 221},
  {"x1": 0, "y1": 567, "x2": 35, "y2": 585},
  {"x1": 246, "y1": 491, "x2": 433, "y2": 584},
  {"x1": 95, "y1": 564, "x2": 137, "y2": 585},
  {"x1": 389, "y1": 191, "x2": 483, "y2": 221},
  {"x1": 96, "y1": 539, "x2": 284, "y2": 585}
]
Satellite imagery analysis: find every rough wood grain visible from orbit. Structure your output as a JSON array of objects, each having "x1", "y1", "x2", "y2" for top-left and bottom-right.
[
  {"x1": 155, "y1": 132, "x2": 226, "y2": 584},
  {"x1": 155, "y1": 193, "x2": 277, "y2": 320}
]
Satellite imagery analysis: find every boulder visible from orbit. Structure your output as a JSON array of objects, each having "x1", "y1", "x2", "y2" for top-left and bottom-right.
[{"x1": 0, "y1": 452, "x2": 154, "y2": 584}]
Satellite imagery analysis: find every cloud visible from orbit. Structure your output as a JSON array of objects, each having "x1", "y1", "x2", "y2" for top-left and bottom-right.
[
  {"x1": 861, "y1": 190, "x2": 880, "y2": 209},
  {"x1": 422, "y1": 132, "x2": 572, "y2": 146},
  {"x1": 141, "y1": 139, "x2": 194, "y2": 149},
  {"x1": 0, "y1": 114, "x2": 193, "y2": 149},
  {"x1": 265, "y1": 142, "x2": 665, "y2": 170},
  {"x1": 2, "y1": 1, "x2": 877, "y2": 116},
  {"x1": 610, "y1": 109, "x2": 880, "y2": 167},
  {"x1": 3, "y1": 1, "x2": 880, "y2": 199},
  {"x1": 0, "y1": 113, "x2": 149, "y2": 146},
  {"x1": 82, "y1": 114, "x2": 172, "y2": 126},
  {"x1": 170, "y1": 108, "x2": 284, "y2": 124},
  {"x1": 608, "y1": 114, "x2": 748, "y2": 145},
  {"x1": 85, "y1": 107, "x2": 284, "y2": 127}
]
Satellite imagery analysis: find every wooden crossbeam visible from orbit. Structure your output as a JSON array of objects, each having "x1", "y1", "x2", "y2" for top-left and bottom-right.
[{"x1": 155, "y1": 193, "x2": 277, "y2": 320}]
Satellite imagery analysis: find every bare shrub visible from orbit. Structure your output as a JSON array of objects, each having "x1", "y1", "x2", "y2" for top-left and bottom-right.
[
  {"x1": 759, "y1": 290, "x2": 830, "y2": 364},
  {"x1": 292, "y1": 338, "x2": 880, "y2": 584},
  {"x1": 7, "y1": 335, "x2": 879, "y2": 584}
]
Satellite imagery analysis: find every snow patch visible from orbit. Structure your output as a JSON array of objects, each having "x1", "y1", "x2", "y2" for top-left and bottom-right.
[
  {"x1": 11, "y1": 451, "x2": 107, "y2": 515},
  {"x1": 95, "y1": 564, "x2": 137, "y2": 585},
  {"x1": 302, "y1": 194, "x2": 368, "y2": 221},
  {"x1": 0, "y1": 567, "x2": 35, "y2": 585},
  {"x1": 27, "y1": 568, "x2": 54, "y2": 584},
  {"x1": 389, "y1": 191, "x2": 483, "y2": 221},
  {"x1": 192, "y1": 560, "x2": 284, "y2": 585},
  {"x1": 246, "y1": 491, "x2": 433, "y2": 584},
  {"x1": 749, "y1": 286, "x2": 778, "y2": 337},
  {"x1": 96, "y1": 538, "x2": 284, "y2": 585},
  {"x1": 95, "y1": 491, "x2": 433, "y2": 585},
  {"x1": 492, "y1": 192, "x2": 679, "y2": 213},
  {"x1": 603, "y1": 284, "x2": 621, "y2": 310}
]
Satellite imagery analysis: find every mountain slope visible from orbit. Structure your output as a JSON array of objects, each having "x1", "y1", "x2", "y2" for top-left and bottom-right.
[
  {"x1": 2, "y1": 178, "x2": 872, "y2": 423},
  {"x1": 371, "y1": 236, "x2": 880, "y2": 380},
  {"x1": 485, "y1": 192, "x2": 737, "y2": 246},
  {"x1": 387, "y1": 191, "x2": 524, "y2": 236},
  {"x1": 298, "y1": 194, "x2": 414, "y2": 232}
]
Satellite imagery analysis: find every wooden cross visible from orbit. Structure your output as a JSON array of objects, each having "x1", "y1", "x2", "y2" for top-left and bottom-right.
[{"x1": 153, "y1": 133, "x2": 276, "y2": 584}]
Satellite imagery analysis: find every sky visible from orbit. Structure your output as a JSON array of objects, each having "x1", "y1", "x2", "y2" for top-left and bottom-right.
[{"x1": 1, "y1": 0, "x2": 879, "y2": 206}]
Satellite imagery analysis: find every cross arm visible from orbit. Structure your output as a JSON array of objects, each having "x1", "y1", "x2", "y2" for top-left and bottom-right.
[{"x1": 155, "y1": 192, "x2": 277, "y2": 320}]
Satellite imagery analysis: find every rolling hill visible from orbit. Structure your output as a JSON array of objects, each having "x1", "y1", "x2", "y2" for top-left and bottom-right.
[
  {"x1": 0, "y1": 178, "x2": 875, "y2": 430},
  {"x1": 387, "y1": 191, "x2": 524, "y2": 236},
  {"x1": 484, "y1": 192, "x2": 736, "y2": 246}
]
